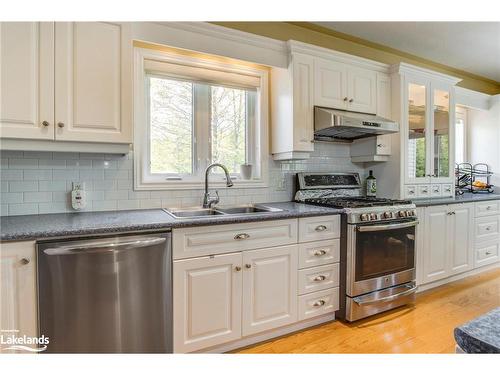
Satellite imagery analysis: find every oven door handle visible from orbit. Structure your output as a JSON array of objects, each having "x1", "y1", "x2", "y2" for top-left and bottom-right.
[
  {"x1": 356, "y1": 221, "x2": 418, "y2": 232},
  {"x1": 353, "y1": 284, "x2": 417, "y2": 305}
]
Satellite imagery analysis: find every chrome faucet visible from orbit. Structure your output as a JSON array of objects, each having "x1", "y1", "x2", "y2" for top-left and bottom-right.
[{"x1": 202, "y1": 163, "x2": 234, "y2": 208}]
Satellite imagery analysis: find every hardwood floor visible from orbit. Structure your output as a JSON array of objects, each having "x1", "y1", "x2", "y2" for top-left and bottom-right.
[{"x1": 237, "y1": 268, "x2": 500, "y2": 353}]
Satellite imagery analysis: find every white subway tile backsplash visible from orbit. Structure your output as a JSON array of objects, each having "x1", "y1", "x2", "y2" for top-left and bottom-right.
[
  {"x1": 9, "y1": 180, "x2": 38, "y2": 192},
  {"x1": 1, "y1": 144, "x2": 366, "y2": 216}
]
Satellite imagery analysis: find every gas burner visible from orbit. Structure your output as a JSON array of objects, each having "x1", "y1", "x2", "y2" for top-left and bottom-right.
[{"x1": 304, "y1": 197, "x2": 412, "y2": 209}]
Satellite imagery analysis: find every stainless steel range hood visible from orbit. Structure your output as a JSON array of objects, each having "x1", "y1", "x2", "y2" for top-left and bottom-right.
[{"x1": 314, "y1": 107, "x2": 399, "y2": 142}]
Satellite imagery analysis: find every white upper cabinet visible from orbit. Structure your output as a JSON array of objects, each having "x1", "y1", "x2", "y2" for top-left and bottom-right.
[
  {"x1": 55, "y1": 22, "x2": 132, "y2": 143},
  {"x1": 314, "y1": 58, "x2": 377, "y2": 114},
  {"x1": 0, "y1": 22, "x2": 132, "y2": 146},
  {"x1": 0, "y1": 22, "x2": 54, "y2": 139},
  {"x1": 314, "y1": 58, "x2": 348, "y2": 109}
]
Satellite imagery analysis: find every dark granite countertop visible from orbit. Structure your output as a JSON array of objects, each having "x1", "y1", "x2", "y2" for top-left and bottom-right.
[
  {"x1": 413, "y1": 192, "x2": 500, "y2": 207},
  {"x1": 0, "y1": 202, "x2": 344, "y2": 242},
  {"x1": 454, "y1": 307, "x2": 500, "y2": 353}
]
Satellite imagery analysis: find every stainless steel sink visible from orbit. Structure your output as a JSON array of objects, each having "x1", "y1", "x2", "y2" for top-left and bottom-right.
[
  {"x1": 165, "y1": 208, "x2": 225, "y2": 218},
  {"x1": 216, "y1": 204, "x2": 284, "y2": 215},
  {"x1": 164, "y1": 204, "x2": 284, "y2": 219}
]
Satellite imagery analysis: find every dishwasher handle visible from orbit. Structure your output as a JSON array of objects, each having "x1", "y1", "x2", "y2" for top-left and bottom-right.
[{"x1": 43, "y1": 237, "x2": 166, "y2": 256}]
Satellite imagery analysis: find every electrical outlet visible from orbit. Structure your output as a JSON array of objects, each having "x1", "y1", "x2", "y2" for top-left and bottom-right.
[{"x1": 72, "y1": 182, "x2": 85, "y2": 190}]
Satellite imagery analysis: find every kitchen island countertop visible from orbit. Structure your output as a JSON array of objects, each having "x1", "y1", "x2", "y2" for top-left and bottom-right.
[
  {"x1": 0, "y1": 202, "x2": 344, "y2": 242},
  {"x1": 454, "y1": 307, "x2": 500, "y2": 353}
]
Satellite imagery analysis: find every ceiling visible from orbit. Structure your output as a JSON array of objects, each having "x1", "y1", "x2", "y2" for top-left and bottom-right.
[{"x1": 313, "y1": 22, "x2": 500, "y2": 82}]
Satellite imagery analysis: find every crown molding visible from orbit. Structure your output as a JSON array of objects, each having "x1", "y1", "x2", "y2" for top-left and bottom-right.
[
  {"x1": 288, "y1": 40, "x2": 389, "y2": 73},
  {"x1": 391, "y1": 62, "x2": 462, "y2": 85}
]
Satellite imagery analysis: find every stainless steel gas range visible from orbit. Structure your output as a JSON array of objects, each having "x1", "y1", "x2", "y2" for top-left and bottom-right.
[{"x1": 296, "y1": 172, "x2": 418, "y2": 321}]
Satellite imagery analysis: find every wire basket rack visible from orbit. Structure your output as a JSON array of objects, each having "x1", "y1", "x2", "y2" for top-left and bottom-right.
[{"x1": 455, "y1": 163, "x2": 494, "y2": 195}]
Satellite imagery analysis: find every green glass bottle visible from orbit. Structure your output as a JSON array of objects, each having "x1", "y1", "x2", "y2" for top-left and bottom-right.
[{"x1": 366, "y1": 170, "x2": 377, "y2": 197}]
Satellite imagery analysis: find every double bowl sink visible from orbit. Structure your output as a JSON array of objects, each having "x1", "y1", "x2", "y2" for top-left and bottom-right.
[{"x1": 164, "y1": 204, "x2": 284, "y2": 219}]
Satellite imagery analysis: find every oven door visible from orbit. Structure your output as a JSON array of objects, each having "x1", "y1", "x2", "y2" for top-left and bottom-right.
[{"x1": 347, "y1": 219, "x2": 417, "y2": 296}]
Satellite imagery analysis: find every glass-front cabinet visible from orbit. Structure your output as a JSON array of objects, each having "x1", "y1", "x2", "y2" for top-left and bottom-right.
[{"x1": 403, "y1": 74, "x2": 455, "y2": 197}]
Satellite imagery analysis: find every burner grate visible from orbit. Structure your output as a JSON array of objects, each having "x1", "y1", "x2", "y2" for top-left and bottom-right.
[{"x1": 304, "y1": 197, "x2": 412, "y2": 208}]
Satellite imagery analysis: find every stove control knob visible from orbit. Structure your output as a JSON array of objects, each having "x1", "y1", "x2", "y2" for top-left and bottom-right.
[
  {"x1": 383, "y1": 211, "x2": 393, "y2": 219},
  {"x1": 406, "y1": 210, "x2": 414, "y2": 217},
  {"x1": 360, "y1": 213, "x2": 370, "y2": 221},
  {"x1": 398, "y1": 210, "x2": 407, "y2": 218},
  {"x1": 370, "y1": 213, "x2": 377, "y2": 220}
]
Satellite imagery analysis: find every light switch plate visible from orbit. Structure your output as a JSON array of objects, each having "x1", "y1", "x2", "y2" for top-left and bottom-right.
[{"x1": 72, "y1": 182, "x2": 85, "y2": 190}]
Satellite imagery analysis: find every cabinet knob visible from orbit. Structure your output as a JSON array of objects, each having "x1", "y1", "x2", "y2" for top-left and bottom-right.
[
  {"x1": 377, "y1": 144, "x2": 384, "y2": 148},
  {"x1": 486, "y1": 206, "x2": 491, "y2": 210},
  {"x1": 315, "y1": 225, "x2": 327, "y2": 232},
  {"x1": 485, "y1": 251, "x2": 492, "y2": 255},
  {"x1": 42, "y1": 121, "x2": 49, "y2": 127},
  {"x1": 245, "y1": 264, "x2": 252, "y2": 269},
  {"x1": 20, "y1": 258, "x2": 30, "y2": 265},
  {"x1": 313, "y1": 300, "x2": 326, "y2": 307},
  {"x1": 235, "y1": 266, "x2": 241, "y2": 272},
  {"x1": 486, "y1": 227, "x2": 491, "y2": 231},
  {"x1": 343, "y1": 97, "x2": 348, "y2": 101},
  {"x1": 57, "y1": 122, "x2": 65, "y2": 128},
  {"x1": 349, "y1": 98, "x2": 354, "y2": 103}
]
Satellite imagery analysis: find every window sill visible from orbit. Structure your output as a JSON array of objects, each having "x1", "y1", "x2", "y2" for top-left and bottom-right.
[{"x1": 134, "y1": 179, "x2": 269, "y2": 191}]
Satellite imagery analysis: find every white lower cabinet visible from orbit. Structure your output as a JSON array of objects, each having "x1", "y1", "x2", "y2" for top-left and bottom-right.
[
  {"x1": 241, "y1": 245, "x2": 298, "y2": 336},
  {"x1": 0, "y1": 241, "x2": 38, "y2": 352},
  {"x1": 173, "y1": 252, "x2": 243, "y2": 353},
  {"x1": 421, "y1": 203, "x2": 473, "y2": 284},
  {"x1": 172, "y1": 215, "x2": 341, "y2": 353}
]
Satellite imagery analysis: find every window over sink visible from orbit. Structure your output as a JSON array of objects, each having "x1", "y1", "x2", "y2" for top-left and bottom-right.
[{"x1": 134, "y1": 47, "x2": 269, "y2": 190}]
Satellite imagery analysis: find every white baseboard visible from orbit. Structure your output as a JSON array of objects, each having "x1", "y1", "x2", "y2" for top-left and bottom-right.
[
  {"x1": 194, "y1": 314, "x2": 335, "y2": 353},
  {"x1": 417, "y1": 262, "x2": 500, "y2": 293}
]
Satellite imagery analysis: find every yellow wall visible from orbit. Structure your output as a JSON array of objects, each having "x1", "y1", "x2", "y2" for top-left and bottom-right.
[{"x1": 214, "y1": 22, "x2": 500, "y2": 95}]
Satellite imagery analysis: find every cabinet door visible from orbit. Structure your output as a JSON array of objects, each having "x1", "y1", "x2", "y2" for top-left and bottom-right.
[
  {"x1": 0, "y1": 22, "x2": 54, "y2": 139},
  {"x1": 173, "y1": 252, "x2": 242, "y2": 353},
  {"x1": 422, "y1": 205, "x2": 450, "y2": 283},
  {"x1": 449, "y1": 203, "x2": 474, "y2": 275},
  {"x1": 313, "y1": 58, "x2": 347, "y2": 110},
  {"x1": 242, "y1": 245, "x2": 298, "y2": 336},
  {"x1": 292, "y1": 53, "x2": 314, "y2": 152},
  {"x1": 347, "y1": 66, "x2": 377, "y2": 114},
  {"x1": 54, "y1": 22, "x2": 132, "y2": 143},
  {"x1": 430, "y1": 83, "x2": 453, "y2": 184},
  {"x1": 375, "y1": 73, "x2": 392, "y2": 155},
  {"x1": 0, "y1": 241, "x2": 37, "y2": 353}
]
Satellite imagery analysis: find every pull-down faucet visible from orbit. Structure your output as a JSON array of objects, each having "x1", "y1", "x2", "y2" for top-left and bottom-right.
[{"x1": 202, "y1": 163, "x2": 234, "y2": 208}]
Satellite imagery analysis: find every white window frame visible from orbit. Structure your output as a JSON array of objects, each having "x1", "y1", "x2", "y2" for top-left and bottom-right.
[
  {"x1": 134, "y1": 47, "x2": 269, "y2": 190},
  {"x1": 455, "y1": 105, "x2": 468, "y2": 164}
]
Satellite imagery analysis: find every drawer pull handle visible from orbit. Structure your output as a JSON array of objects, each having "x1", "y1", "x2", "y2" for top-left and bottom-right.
[
  {"x1": 315, "y1": 225, "x2": 327, "y2": 232},
  {"x1": 313, "y1": 275, "x2": 327, "y2": 282},
  {"x1": 486, "y1": 227, "x2": 491, "y2": 231},
  {"x1": 314, "y1": 249, "x2": 327, "y2": 256},
  {"x1": 235, "y1": 266, "x2": 241, "y2": 272},
  {"x1": 313, "y1": 300, "x2": 326, "y2": 307},
  {"x1": 485, "y1": 251, "x2": 492, "y2": 255},
  {"x1": 234, "y1": 233, "x2": 250, "y2": 240},
  {"x1": 486, "y1": 206, "x2": 491, "y2": 210},
  {"x1": 19, "y1": 258, "x2": 30, "y2": 265},
  {"x1": 245, "y1": 264, "x2": 252, "y2": 269}
]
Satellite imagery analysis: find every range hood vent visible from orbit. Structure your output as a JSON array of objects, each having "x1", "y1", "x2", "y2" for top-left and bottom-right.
[{"x1": 314, "y1": 107, "x2": 399, "y2": 142}]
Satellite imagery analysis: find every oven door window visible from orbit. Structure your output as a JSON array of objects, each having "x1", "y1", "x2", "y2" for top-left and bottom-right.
[{"x1": 355, "y1": 223, "x2": 415, "y2": 282}]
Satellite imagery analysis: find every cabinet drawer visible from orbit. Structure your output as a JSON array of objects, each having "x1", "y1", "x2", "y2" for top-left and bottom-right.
[
  {"x1": 475, "y1": 241, "x2": 499, "y2": 267},
  {"x1": 298, "y1": 263, "x2": 339, "y2": 295},
  {"x1": 430, "y1": 184, "x2": 441, "y2": 197},
  {"x1": 298, "y1": 287, "x2": 339, "y2": 321},
  {"x1": 475, "y1": 201, "x2": 500, "y2": 217},
  {"x1": 298, "y1": 215, "x2": 340, "y2": 242},
  {"x1": 405, "y1": 185, "x2": 417, "y2": 199},
  {"x1": 298, "y1": 239, "x2": 340, "y2": 269},
  {"x1": 172, "y1": 219, "x2": 298, "y2": 259},
  {"x1": 417, "y1": 185, "x2": 430, "y2": 198},
  {"x1": 474, "y1": 215, "x2": 500, "y2": 243}
]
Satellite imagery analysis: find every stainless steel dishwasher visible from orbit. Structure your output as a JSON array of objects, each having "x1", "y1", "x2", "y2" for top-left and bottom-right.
[{"x1": 37, "y1": 232, "x2": 172, "y2": 353}]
